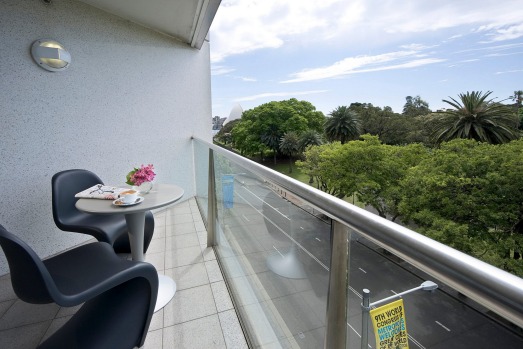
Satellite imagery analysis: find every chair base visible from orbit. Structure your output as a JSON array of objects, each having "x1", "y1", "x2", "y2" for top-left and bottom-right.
[{"x1": 38, "y1": 279, "x2": 152, "y2": 349}]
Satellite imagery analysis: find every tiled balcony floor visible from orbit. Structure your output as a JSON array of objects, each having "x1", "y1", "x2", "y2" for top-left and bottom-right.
[{"x1": 0, "y1": 198, "x2": 248, "y2": 349}]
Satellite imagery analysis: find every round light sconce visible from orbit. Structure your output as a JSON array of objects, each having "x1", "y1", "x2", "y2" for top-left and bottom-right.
[{"x1": 31, "y1": 39, "x2": 71, "y2": 72}]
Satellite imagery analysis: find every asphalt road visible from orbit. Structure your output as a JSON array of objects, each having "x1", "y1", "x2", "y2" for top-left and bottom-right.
[{"x1": 226, "y1": 175, "x2": 523, "y2": 349}]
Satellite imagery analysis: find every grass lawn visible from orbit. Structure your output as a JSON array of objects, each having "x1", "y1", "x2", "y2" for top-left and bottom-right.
[{"x1": 264, "y1": 160, "x2": 310, "y2": 183}]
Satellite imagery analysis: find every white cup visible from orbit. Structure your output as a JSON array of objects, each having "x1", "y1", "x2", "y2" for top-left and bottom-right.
[{"x1": 120, "y1": 190, "x2": 138, "y2": 204}]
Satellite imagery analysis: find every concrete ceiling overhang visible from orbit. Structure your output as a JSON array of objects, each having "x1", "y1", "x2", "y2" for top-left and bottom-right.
[{"x1": 77, "y1": 0, "x2": 221, "y2": 49}]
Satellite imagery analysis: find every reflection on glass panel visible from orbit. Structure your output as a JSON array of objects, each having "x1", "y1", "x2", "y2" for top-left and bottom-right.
[{"x1": 213, "y1": 152, "x2": 332, "y2": 348}]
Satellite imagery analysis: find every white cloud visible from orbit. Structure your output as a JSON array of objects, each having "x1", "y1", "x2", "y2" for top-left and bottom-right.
[
  {"x1": 281, "y1": 50, "x2": 445, "y2": 83},
  {"x1": 239, "y1": 77, "x2": 257, "y2": 82},
  {"x1": 211, "y1": 0, "x2": 346, "y2": 62},
  {"x1": 480, "y1": 23, "x2": 523, "y2": 42},
  {"x1": 400, "y1": 43, "x2": 437, "y2": 51},
  {"x1": 485, "y1": 51, "x2": 523, "y2": 57},
  {"x1": 234, "y1": 90, "x2": 328, "y2": 102},
  {"x1": 210, "y1": 0, "x2": 523, "y2": 62},
  {"x1": 495, "y1": 69, "x2": 523, "y2": 75},
  {"x1": 455, "y1": 42, "x2": 523, "y2": 54},
  {"x1": 211, "y1": 65, "x2": 235, "y2": 75}
]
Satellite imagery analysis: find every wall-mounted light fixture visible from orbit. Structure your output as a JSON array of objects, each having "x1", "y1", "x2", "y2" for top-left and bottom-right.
[{"x1": 31, "y1": 39, "x2": 71, "y2": 72}]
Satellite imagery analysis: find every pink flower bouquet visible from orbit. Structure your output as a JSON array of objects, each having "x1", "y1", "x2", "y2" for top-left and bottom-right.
[{"x1": 126, "y1": 164, "x2": 156, "y2": 186}]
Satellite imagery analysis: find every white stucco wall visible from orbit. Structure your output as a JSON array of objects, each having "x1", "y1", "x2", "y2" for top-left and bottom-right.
[{"x1": 0, "y1": 0, "x2": 213, "y2": 274}]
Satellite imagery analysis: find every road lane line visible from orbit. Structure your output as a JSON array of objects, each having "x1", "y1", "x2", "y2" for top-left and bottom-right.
[
  {"x1": 435, "y1": 321, "x2": 451, "y2": 332},
  {"x1": 349, "y1": 286, "x2": 362, "y2": 298},
  {"x1": 347, "y1": 323, "x2": 361, "y2": 338},
  {"x1": 408, "y1": 335, "x2": 426, "y2": 349},
  {"x1": 315, "y1": 237, "x2": 321, "y2": 242},
  {"x1": 348, "y1": 323, "x2": 374, "y2": 348},
  {"x1": 359, "y1": 267, "x2": 367, "y2": 273},
  {"x1": 242, "y1": 214, "x2": 250, "y2": 222}
]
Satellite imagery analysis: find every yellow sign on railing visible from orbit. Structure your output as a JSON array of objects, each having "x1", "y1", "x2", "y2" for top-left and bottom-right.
[{"x1": 370, "y1": 299, "x2": 409, "y2": 349}]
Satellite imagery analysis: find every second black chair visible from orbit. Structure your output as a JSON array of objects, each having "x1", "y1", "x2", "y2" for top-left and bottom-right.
[
  {"x1": 52, "y1": 169, "x2": 154, "y2": 254},
  {"x1": 0, "y1": 223, "x2": 158, "y2": 349}
]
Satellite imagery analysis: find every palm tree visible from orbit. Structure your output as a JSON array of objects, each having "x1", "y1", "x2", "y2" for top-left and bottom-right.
[
  {"x1": 279, "y1": 132, "x2": 300, "y2": 173},
  {"x1": 431, "y1": 91, "x2": 520, "y2": 145},
  {"x1": 298, "y1": 130, "x2": 323, "y2": 152},
  {"x1": 261, "y1": 124, "x2": 281, "y2": 164},
  {"x1": 324, "y1": 106, "x2": 361, "y2": 144}
]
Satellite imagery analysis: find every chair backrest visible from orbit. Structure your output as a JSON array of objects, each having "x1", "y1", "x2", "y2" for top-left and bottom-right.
[
  {"x1": 52, "y1": 169, "x2": 104, "y2": 231},
  {"x1": 0, "y1": 224, "x2": 57, "y2": 304}
]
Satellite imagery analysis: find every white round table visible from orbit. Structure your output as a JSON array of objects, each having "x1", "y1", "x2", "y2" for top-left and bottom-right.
[{"x1": 76, "y1": 183, "x2": 184, "y2": 312}]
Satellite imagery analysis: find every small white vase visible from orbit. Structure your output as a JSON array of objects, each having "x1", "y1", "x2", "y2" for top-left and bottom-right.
[{"x1": 133, "y1": 181, "x2": 154, "y2": 194}]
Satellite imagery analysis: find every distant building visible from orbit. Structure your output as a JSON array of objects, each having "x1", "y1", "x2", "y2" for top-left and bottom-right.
[
  {"x1": 224, "y1": 104, "x2": 243, "y2": 125},
  {"x1": 212, "y1": 116, "x2": 227, "y2": 135},
  {"x1": 212, "y1": 104, "x2": 244, "y2": 135}
]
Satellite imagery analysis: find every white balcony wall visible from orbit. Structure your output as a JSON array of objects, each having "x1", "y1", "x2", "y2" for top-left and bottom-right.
[{"x1": 0, "y1": 0, "x2": 213, "y2": 274}]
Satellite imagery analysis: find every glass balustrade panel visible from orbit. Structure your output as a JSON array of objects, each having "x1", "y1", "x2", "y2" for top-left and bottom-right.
[{"x1": 212, "y1": 152, "x2": 333, "y2": 348}]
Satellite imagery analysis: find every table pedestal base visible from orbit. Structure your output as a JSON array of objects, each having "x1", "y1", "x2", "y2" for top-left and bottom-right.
[{"x1": 155, "y1": 275, "x2": 176, "y2": 312}]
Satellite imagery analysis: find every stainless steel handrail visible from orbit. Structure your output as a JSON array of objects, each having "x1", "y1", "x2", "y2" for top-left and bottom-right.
[{"x1": 192, "y1": 137, "x2": 523, "y2": 328}]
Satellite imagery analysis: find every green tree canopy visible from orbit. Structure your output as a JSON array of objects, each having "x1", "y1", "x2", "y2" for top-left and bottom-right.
[
  {"x1": 231, "y1": 99, "x2": 325, "y2": 160},
  {"x1": 513, "y1": 90, "x2": 523, "y2": 109},
  {"x1": 297, "y1": 142, "x2": 349, "y2": 198},
  {"x1": 214, "y1": 119, "x2": 240, "y2": 145},
  {"x1": 297, "y1": 135, "x2": 427, "y2": 219},
  {"x1": 399, "y1": 138, "x2": 523, "y2": 276},
  {"x1": 402, "y1": 95, "x2": 431, "y2": 117},
  {"x1": 348, "y1": 102, "x2": 430, "y2": 145}
]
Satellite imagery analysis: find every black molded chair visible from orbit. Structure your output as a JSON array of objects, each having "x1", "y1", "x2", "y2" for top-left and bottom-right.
[
  {"x1": 0, "y1": 224, "x2": 158, "y2": 349},
  {"x1": 52, "y1": 169, "x2": 154, "y2": 254}
]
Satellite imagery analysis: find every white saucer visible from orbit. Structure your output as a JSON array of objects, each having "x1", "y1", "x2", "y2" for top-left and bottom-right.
[{"x1": 113, "y1": 196, "x2": 144, "y2": 206}]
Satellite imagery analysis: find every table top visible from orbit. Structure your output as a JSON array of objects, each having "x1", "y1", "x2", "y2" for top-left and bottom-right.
[{"x1": 75, "y1": 183, "x2": 184, "y2": 215}]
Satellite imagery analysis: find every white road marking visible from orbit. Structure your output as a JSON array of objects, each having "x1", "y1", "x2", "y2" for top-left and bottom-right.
[
  {"x1": 435, "y1": 321, "x2": 451, "y2": 332},
  {"x1": 315, "y1": 237, "x2": 321, "y2": 242},
  {"x1": 358, "y1": 267, "x2": 367, "y2": 274},
  {"x1": 347, "y1": 323, "x2": 361, "y2": 338},
  {"x1": 242, "y1": 214, "x2": 250, "y2": 222}
]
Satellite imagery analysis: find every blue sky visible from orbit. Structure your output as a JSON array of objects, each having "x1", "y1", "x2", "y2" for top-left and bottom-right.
[{"x1": 209, "y1": 0, "x2": 523, "y2": 119}]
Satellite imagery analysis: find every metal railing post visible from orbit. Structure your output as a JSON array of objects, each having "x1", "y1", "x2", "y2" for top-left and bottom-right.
[
  {"x1": 207, "y1": 149, "x2": 217, "y2": 247},
  {"x1": 361, "y1": 289, "x2": 371, "y2": 349},
  {"x1": 324, "y1": 220, "x2": 351, "y2": 349}
]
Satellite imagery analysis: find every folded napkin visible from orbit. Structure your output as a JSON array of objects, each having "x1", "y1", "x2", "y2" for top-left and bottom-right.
[{"x1": 75, "y1": 184, "x2": 129, "y2": 200}]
